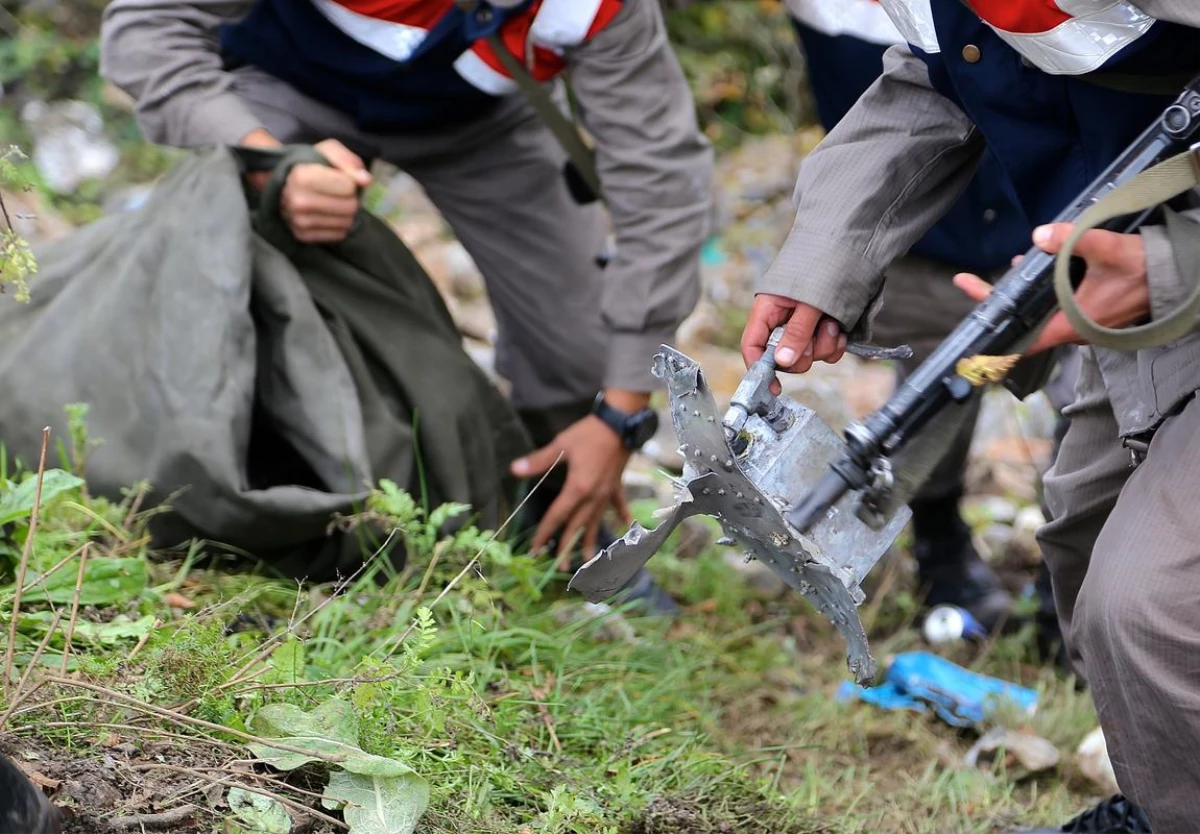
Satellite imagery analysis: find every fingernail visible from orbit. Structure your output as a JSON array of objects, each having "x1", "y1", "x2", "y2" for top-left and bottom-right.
[
  {"x1": 1033, "y1": 225, "x2": 1052, "y2": 245},
  {"x1": 512, "y1": 458, "x2": 528, "y2": 475},
  {"x1": 775, "y1": 346, "x2": 796, "y2": 365},
  {"x1": 825, "y1": 321, "x2": 840, "y2": 338},
  {"x1": 837, "y1": 334, "x2": 847, "y2": 351},
  {"x1": 803, "y1": 342, "x2": 813, "y2": 357}
]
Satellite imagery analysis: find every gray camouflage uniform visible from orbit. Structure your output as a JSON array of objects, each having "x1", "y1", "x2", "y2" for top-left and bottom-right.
[
  {"x1": 98, "y1": 0, "x2": 713, "y2": 415},
  {"x1": 760, "y1": 3, "x2": 1200, "y2": 828}
]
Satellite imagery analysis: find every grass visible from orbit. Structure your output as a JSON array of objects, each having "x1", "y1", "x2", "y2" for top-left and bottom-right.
[{"x1": 0, "y1": 423, "x2": 1108, "y2": 834}]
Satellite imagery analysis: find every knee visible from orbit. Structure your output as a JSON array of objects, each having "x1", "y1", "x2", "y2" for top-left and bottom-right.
[{"x1": 1072, "y1": 535, "x2": 1190, "y2": 674}]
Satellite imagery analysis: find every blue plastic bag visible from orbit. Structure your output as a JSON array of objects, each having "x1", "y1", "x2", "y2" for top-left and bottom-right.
[{"x1": 838, "y1": 651, "x2": 1038, "y2": 728}]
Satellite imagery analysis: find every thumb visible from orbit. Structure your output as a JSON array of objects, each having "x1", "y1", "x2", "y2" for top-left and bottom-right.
[
  {"x1": 315, "y1": 139, "x2": 372, "y2": 187},
  {"x1": 1031, "y1": 223, "x2": 1074, "y2": 255},
  {"x1": 773, "y1": 304, "x2": 822, "y2": 371},
  {"x1": 953, "y1": 272, "x2": 993, "y2": 304},
  {"x1": 511, "y1": 442, "x2": 563, "y2": 478}
]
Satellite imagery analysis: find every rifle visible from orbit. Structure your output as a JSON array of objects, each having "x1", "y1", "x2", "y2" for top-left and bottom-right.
[
  {"x1": 786, "y1": 75, "x2": 1200, "y2": 537},
  {"x1": 571, "y1": 76, "x2": 1200, "y2": 684}
]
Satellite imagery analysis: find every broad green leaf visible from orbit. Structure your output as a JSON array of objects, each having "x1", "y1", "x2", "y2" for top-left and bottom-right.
[
  {"x1": 321, "y1": 769, "x2": 429, "y2": 834},
  {"x1": 19, "y1": 611, "x2": 155, "y2": 644},
  {"x1": 0, "y1": 470, "x2": 85, "y2": 526},
  {"x1": 19, "y1": 557, "x2": 147, "y2": 605},
  {"x1": 253, "y1": 699, "x2": 358, "y2": 746},
  {"x1": 227, "y1": 787, "x2": 292, "y2": 834},
  {"x1": 248, "y1": 700, "x2": 410, "y2": 776}
]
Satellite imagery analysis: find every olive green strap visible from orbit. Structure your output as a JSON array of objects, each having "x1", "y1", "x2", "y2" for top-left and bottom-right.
[
  {"x1": 231, "y1": 144, "x2": 364, "y2": 255},
  {"x1": 1054, "y1": 147, "x2": 1200, "y2": 351},
  {"x1": 481, "y1": 32, "x2": 602, "y2": 201},
  {"x1": 452, "y1": 0, "x2": 601, "y2": 201}
]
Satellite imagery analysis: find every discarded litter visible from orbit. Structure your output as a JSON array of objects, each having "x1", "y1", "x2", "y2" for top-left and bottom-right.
[
  {"x1": 836, "y1": 651, "x2": 1038, "y2": 728},
  {"x1": 1076, "y1": 726, "x2": 1120, "y2": 795},
  {"x1": 965, "y1": 727, "x2": 1060, "y2": 774}
]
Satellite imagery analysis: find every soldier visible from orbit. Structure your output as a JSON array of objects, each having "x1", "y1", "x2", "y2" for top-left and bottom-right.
[
  {"x1": 99, "y1": 0, "x2": 716, "y2": 612},
  {"x1": 785, "y1": 0, "x2": 1032, "y2": 635},
  {"x1": 740, "y1": 1, "x2": 1199, "y2": 831}
]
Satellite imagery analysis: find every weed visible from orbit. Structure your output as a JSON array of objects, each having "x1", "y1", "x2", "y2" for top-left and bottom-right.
[
  {"x1": 0, "y1": 443, "x2": 1103, "y2": 834},
  {"x1": 0, "y1": 145, "x2": 35, "y2": 303}
]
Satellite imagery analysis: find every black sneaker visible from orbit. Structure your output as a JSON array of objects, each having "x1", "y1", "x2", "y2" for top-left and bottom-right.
[
  {"x1": 1016, "y1": 795, "x2": 1152, "y2": 833},
  {"x1": 575, "y1": 526, "x2": 681, "y2": 618},
  {"x1": 610, "y1": 566, "x2": 682, "y2": 617}
]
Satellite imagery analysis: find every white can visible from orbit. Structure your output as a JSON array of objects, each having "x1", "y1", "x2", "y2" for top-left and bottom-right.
[{"x1": 923, "y1": 604, "x2": 988, "y2": 644}]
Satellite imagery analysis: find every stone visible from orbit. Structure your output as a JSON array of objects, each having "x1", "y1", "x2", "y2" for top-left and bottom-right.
[
  {"x1": 974, "y1": 523, "x2": 1015, "y2": 563},
  {"x1": 0, "y1": 188, "x2": 73, "y2": 245},
  {"x1": 21, "y1": 100, "x2": 120, "y2": 195},
  {"x1": 102, "y1": 183, "x2": 156, "y2": 215},
  {"x1": 962, "y1": 494, "x2": 1019, "y2": 526},
  {"x1": 1076, "y1": 726, "x2": 1120, "y2": 795},
  {"x1": 965, "y1": 728, "x2": 1060, "y2": 774},
  {"x1": 621, "y1": 470, "x2": 666, "y2": 503}
]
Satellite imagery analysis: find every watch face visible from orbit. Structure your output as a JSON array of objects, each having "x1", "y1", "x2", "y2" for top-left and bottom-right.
[{"x1": 628, "y1": 410, "x2": 659, "y2": 449}]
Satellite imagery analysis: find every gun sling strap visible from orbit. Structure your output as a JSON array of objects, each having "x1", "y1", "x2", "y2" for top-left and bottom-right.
[
  {"x1": 455, "y1": 0, "x2": 602, "y2": 203},
  {"x1": 1054, "y1": 144, "x2": 1200, "y2": 352}
]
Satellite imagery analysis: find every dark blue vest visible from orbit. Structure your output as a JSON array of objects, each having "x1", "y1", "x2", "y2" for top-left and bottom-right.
[
  {"x1": 792, "y1": 16, "x2": 1030, "y2": 273},
  {"x1": 218, "y1": 0, "x2": 536, "y2": 132},
  {"x1": 914, "y1": 3, "x2": 1200, "y2": 231}
]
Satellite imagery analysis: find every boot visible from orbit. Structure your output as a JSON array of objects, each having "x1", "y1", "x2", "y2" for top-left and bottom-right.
[
  {"x1": 0, "y1": 752, "x2": 60, "y2": 834},
  {"x1": 1031, "y1": 560, "x2": 1076, "y2": 674},
  {"x1": 910, "y1": 489, "x2": 1012, "y2": 633},
  {"x1": 582, "y1": 527, "x2": 681, "y2": 617},
  {"x1": 516, "y1": 399, "x2": 680, "y2": 618},
  {"x1": 1014, "y1": 794, "x2": 1151, "y2": 833}
]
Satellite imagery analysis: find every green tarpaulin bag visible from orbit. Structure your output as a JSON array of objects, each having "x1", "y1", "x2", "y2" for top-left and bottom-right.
[{"x1": 0, "y1": 145, "x2": 531, "y2": 579}]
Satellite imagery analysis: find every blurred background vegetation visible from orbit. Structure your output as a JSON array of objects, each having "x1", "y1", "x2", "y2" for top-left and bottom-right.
[{"x1": 0, "y1": 0, "x2": 816, "y2": 222}]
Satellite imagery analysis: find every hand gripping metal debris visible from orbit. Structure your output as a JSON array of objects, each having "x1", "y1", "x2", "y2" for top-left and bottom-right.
[{"x1": 569, "y1": 330, "x2": 912, "y2": 685}]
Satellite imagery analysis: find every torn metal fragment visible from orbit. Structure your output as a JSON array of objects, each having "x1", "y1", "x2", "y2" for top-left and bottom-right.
[{"x1": 571, "y1": 344, "x2": 910, "y2": 685}]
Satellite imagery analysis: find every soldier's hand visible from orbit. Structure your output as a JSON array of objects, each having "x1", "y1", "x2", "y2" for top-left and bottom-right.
[
  {"x1": 511, "y1": 415, "x2": 633, "y2": 569},
  {"x1": 742, "y1": 294, "x2": 848, "y2": 385},
  {"x1": 241, "y1": 131, "x2": 372, "y2": 244},
  {"x1": 953, "y1": 223, "x2": 1148, "y2": 354}
]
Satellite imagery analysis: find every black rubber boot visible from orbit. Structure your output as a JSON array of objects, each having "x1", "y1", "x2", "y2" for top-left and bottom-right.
[
  {"x1": 1032, "y1": 560, "x2": 1073, "y2": 672},
  {"x1": 583, "y1": 528, "x2": 681, "y2": 618},
  {"x1": 1014, "y1": 795, "x2": 1151, "y2": 833},
  {"x1": 0, "y1": 751, "x2": 60, "y2": 834},
  {"x1": 516, "y1": 399, "x2": 680, "y2": 618},
  {"x1": 910, "y1": 489, "x2": 1013, "y2": 633}
]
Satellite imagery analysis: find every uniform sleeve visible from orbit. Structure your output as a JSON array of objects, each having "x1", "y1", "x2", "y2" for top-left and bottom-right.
[
  {"x1": 1142, "y1": 203, "x2": 1200, "y2": 326},
  {"x1": 563, "y1": 0, "x2": 714, "y2": 393},
  {"x1": 99, "y1": 0, "x2": 263, "y2": 147},
  {"x1": 760, "y1": 44, "x2": 985, "y2": 337}
]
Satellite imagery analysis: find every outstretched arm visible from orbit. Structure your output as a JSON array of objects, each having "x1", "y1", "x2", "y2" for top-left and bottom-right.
[
  {"x1": 747, "y1": 44, "x2": 985, "y2": 374},
  {"x1": 100, "y1": 0, "x2": 262, "y2": 147}
]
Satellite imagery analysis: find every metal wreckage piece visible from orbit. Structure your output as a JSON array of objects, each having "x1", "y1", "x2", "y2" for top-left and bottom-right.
[{"x1": 570, "y1": 331, "x2": 913, "y2": 685}]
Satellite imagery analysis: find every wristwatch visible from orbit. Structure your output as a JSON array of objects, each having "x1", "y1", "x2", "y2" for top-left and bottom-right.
[{"x1": 591, "y1": 394, "x2": 659, "y2": 451}]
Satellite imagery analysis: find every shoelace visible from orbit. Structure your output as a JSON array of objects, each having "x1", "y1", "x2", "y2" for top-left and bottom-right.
[{"x1": 1065, "y1": 795, "x2": 1152, "y2": 833}]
